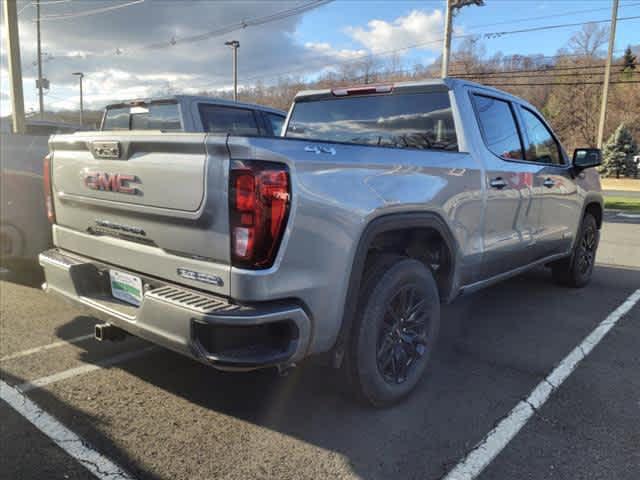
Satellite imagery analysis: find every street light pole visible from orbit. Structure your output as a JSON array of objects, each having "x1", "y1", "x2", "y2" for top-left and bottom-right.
[
  {"x1": 225, "y1": 40, "x2": 240, "y2": 101},
  {"x1": 72, "y1": 72, "x2": 84, "y2": 126},
  {"x1": 36, "y1": 0, "x2": 44, "y2": 118}
]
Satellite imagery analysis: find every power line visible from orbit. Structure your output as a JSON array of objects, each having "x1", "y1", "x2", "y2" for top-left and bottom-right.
[
  {"x1": 451, "y1": 64, "x2": 609, "y2": 76},
  {"x1": 36, "y1": 0, "x2": 144, "y2": 22},
  {"x1": 394, "y1": 64, "x2": 614, "y2": 79},
  {"x1": 51, "y1": 0, "x2": 332, "y2": 58},
  {"x1": 463, "y1": 1, "x2": 640, "y2": 30},
  {"x1": 240, "y1": 16, "x2": 639, "y2": 83},
  {"x1": 457, "y1": 70, "x2": 634, "y2": 80},
  {"x1": 450, "y1": 49, "x2": 626, "y2": 64},
  {"x1": 481, "y1": 80, "x2": 640, "y2": 87},
  {"x1": 17, "y1": 0, "x2": 72, "y2": 16},
  {"x1": 139, "y1": 0, "x2": 331, "y2": 51},
  {"x1": 451, "y1": 68, "x2": 634, "y2": 79},
  {"x1": 481, "y1": 15, "x2": 640, "y2": 40}
]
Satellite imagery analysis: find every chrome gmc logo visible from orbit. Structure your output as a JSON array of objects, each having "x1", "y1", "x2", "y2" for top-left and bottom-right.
[{"x1": 84, "y1": 173, "x2": 139, "y2": 195}]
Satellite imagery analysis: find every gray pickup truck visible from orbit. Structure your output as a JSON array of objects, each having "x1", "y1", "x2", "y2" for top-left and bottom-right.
[{"x1": 40, "y1": 79, "x2": 603, "y2": 406}]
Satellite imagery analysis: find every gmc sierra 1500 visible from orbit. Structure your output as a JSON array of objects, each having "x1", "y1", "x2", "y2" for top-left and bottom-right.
[{"x1": 39, "y1": 79, "x2": 603, "y2": 406}]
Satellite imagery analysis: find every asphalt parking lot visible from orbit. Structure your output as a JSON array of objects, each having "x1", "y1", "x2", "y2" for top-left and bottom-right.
[{"x1": 1, "y1": 210, "x2": 639, "y2": 480}]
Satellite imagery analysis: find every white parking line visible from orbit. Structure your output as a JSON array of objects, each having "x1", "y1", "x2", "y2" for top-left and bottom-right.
[
  {"x1": 17, "y1": 346, "x2": 156, "y2": 393},
  {"x1": 443, "y1": 288, "x2": 640, "y2": 480},
  {"x1": 1, "y1": 334, "x2": 94, "y2": 362},
  {"x1": 617, "y1": 212, "x2": 640, "y2": 219},
  {"x1": 0, "y1": 379, "x2": 136, "y2": 480}
]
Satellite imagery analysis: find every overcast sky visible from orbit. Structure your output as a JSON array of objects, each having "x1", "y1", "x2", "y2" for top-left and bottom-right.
[{"x1": 1, "y1": 0, "x2": 639, "y2": 116}]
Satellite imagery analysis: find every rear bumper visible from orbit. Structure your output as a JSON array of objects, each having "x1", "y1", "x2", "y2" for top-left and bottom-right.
[{"x1": 39, "y1": 249, "x2": 311, "y2": 370}]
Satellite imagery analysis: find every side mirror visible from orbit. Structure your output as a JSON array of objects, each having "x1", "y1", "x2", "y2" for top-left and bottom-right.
[{"x1": 573, "y1": 148, "x2": 602, "y2": 169}]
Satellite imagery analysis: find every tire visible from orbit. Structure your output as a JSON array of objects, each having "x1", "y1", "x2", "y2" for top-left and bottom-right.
[
  {"x1": 551, "y1": 212, "x2": 599, "y2": 288},
  {"x1": 345, "y1": 256, "x2": 440, "y2": 407}
]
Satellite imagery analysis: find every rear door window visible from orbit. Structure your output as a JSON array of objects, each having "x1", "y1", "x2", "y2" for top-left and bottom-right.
[
  {"x1": 520, "y1": 107, "x2": 564, "y2": 165},
  {"x1": 286, "y1": 92, "x2": 457, "y2": 151},
  {"x1": 472, "y1": 94, "x2": 524, "y2": 160},
  {"x1": 265, "y1": 113, "x2": 285, "y2": 136},
  {"x1": 199, "y1": 104, "x2": 260, "y2": 135}
]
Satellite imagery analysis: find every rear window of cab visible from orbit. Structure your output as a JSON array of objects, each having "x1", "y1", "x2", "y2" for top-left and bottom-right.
[
  {"x1": 286, "y1": 92, "x2": 458, "y2": 151},
  {"x1": 102, "y1": 103, "x2": 182, "y2": 131}
]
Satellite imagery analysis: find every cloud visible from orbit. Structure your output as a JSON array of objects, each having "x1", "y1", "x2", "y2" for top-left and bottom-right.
[
  {"x1": 346, "y1": 9, "x2": 444, "y2": 54},
  {"x1": 0, "y1": 3, "x2": 448, "y2": 114},
  {"x1": 1, "y1": 1, "x2": 331, "y2": 112},
  {"x1": 304, "y1": 42, "x2": 367, "y2": 60}
]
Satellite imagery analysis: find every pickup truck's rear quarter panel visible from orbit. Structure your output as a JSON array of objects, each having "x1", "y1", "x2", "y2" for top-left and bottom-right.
[
  {"x1": 49, "y1": 132, "x2": 232, "y2": 296},
  {"x1": 227, "y1": 136, "x2": 484, "y2": 354}
]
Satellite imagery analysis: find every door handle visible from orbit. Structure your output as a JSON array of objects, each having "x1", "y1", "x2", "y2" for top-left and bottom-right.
[
  {"x1": 543, "y1": 178, "x2": 555, "y2": 188},
  {"x1": 489, "y1": 177, "x2": 507, "y2": 189}
]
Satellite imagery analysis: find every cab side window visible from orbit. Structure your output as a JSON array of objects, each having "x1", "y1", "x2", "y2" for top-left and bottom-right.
[
  {"x1": 266, "y1": 113, "x2": 285, "y2": 136},
  {"x1": 472, "y1": 94, "x2": 524, "y2": 160},
  {"x1": 520, "y1": 107, "x2": 563, "y2": 165},
  {"x1": 199, "y1": 104, "x2": 260, "y2": 135}
]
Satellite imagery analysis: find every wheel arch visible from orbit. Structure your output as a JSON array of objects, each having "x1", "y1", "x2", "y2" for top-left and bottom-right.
[
  {"x1": 331, "y1": 211, "x2": 460, "y2": 367},
  {"x1": 584, "y1": 199, "x2": 603, "y2": 229}
]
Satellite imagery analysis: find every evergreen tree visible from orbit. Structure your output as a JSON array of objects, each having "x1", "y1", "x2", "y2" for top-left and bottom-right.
[
  {"x1": 622, "y1": 45, "x2": 637, "y2": 71},
  {"x1": 622, "y1": 45, "x2": 637, "y2": 80},
  {"x1": 600, "y1": 123, "x2": 638, "y2": 178}
]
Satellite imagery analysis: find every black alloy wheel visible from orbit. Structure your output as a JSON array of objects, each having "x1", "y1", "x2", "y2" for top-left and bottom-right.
[{"x1": 376, "y1": 284, "x2": 431, "y2": 385}]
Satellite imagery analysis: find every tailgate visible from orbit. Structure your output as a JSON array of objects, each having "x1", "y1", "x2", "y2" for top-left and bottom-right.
[
  {"x1": 49, "y1": 132, "x2": 232, "y2": 295},
  {"x1": 53, "y1": 132, "x2": 206, "y2": 211}
]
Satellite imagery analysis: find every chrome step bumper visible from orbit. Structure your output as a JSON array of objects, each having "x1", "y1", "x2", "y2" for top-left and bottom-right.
[{"x1": 39, "y1": 249, "x2": 311, "y2": 370}]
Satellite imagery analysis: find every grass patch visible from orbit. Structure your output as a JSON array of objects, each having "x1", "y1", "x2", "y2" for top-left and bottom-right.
[
  {"x1": 600, "y1": 178, "x2": 640, "y2": 192},
  {"x1": 604, "y1": 196, "x2": 640, "y2": 211}
]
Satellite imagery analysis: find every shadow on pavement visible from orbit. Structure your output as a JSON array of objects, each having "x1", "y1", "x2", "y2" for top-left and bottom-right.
[
  {"x1": 4, "y1": 264, "x2": 640, "y2": 480},
  {"x1": 0, "y1": 259, "x2": 44, "y2": 288}
]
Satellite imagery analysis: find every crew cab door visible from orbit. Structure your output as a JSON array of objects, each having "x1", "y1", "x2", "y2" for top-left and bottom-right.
[
  {"x1": 514, "y1": 105, "x2": 580, "y2": 258},
  {"x1": 469, "y1": 92, "x2": 541, "y2": 278}
]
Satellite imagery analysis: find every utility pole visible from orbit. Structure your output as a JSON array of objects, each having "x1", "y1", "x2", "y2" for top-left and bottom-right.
[
  {"x1": 36, "y1": 0, "x2": 44, "y2": 118},
  {"x1": 72, "y1": 72, "x2": 84, "y2": 126},
  {"x1": 225, "y1": 40, "x2": 240, "y2": 101},
  {"x1": 3, "y1": 0, "x2": 26, "y2": 134},
  {"x1": 441, "y1": 0, "x2": 454, "y2": 78},
  {"x1": 597, "y1": 0, "x2": 619, "y2": 149},
  {"x1": 441, "y1": 0, "x2": 485, "y2": 78}
]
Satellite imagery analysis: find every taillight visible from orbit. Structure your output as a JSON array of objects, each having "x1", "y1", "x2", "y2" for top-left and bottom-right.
[
  {"x1": 43, "y1": 154, "x2": 55, "y2": 223},
  {"x1": 230, "y1": 161, "x2": 290, "y2": 269}
]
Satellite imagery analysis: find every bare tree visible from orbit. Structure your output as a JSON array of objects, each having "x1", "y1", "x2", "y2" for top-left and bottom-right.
[
  {"x1": 451, "y1": 36, "x2": 486, "y2": 74},
  {"x1": 568, "y1": 23, "x2": 609, "y2": 57}
]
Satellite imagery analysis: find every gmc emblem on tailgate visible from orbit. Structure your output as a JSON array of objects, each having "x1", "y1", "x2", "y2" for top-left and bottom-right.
[{"x1": 84, "y1": 172, "x2": 140, "y2": 195}]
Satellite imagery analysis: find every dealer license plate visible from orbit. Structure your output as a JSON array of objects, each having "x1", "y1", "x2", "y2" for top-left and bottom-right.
[{"x1": 109, "y1": 270, "x2": 143, "y2": 306}]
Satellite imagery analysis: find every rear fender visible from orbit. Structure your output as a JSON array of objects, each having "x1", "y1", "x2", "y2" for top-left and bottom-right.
[{"x1": 331, "y1": 212, "x2": 460, "y2": 367}]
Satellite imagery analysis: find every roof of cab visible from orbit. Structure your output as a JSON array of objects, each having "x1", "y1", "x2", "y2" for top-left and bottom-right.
[
  {"x1": 293, "y1": 77, "x2": 532, "y2": 108},
  {"x1": 104, "y1": 95, "x2": 286, "y2": 117}
]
